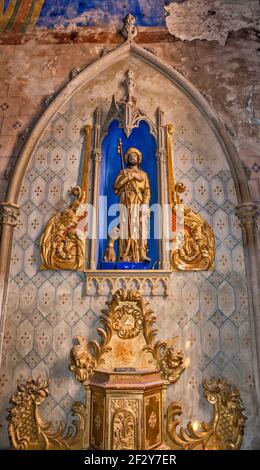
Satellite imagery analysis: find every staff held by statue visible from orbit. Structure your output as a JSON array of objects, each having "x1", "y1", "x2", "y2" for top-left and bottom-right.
[{"x1": 117, "y1": 138, "x2": 131, "y2": 242}]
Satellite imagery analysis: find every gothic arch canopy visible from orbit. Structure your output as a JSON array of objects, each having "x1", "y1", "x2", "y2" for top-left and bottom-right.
[{"x1": 4, "y1": 41, "x2": 251, "y2": 206}]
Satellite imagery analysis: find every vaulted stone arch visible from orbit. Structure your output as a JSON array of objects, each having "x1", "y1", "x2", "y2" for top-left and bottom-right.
[{"x1": 0, "y1": 39, "x2": 259, "y2": 447}]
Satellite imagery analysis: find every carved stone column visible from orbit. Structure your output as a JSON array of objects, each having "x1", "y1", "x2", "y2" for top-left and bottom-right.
[
  {"x1": 89, "y1": 107, "x2": 102, "y2": 270},
  {"x1": 0, "y1": 202, "x2": 20, "y2": 364},
  {"x1": 236, "y1": 202, "x2": 260, "y2": 412},
  {"x1": 156, "y1": 109, "x2": 170, "y2": 270}
]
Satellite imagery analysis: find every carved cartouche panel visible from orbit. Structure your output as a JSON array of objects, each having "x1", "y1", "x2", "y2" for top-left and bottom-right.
[
  {"x1": 111, "y1": 399, "x2": 138, "y2": 450},
  {"x1": 70, "y1": 290, "x2": 185, "y2": 384}
]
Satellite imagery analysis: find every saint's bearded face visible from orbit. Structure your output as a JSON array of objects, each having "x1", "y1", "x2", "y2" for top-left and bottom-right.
[{"x1": 127, "y1": 152, "x2": 138, "y2": 166}]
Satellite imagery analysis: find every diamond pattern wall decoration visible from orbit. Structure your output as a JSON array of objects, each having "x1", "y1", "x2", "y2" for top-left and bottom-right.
[{"x1": 1, "y1": 61, "x2": 257, "y2": 450}]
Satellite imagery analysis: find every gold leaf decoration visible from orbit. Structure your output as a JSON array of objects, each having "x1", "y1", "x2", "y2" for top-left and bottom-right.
[
  {"x1": 166, "y1": 124, "x2": 215, "y2": 271},
  {"x1": 7, "y1": 377, "x2": 86, "y2": 450},
  {"x1": 167, "y1": 377, "x2": 246, "y2": 450},
  {"x1": 40, "y1": 186, "x2": 86, "y2": 270},
  {"x1": 40, "y1": 125, "x2": 91, "y2": 271},
  {"x1": 172, "y1": 200, "x2": 215, "y2": 271},
  {"x1": 70, "y1": 290, "x2": 185, "y2": 384}
]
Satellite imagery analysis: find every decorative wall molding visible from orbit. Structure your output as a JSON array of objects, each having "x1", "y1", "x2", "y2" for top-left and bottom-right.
[{"x1": 85, "y1": 270, "x2": 171, "y2": 296}]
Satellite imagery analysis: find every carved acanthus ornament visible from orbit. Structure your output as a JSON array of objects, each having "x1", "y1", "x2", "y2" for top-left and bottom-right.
[
  {"x1": 167, "y1": 377, "x2": 246, "y2": 450},
  {"x1": 40, "y1": 185, "x2": 86, "y2": 270},
  {"x1": 70, "y1": 290, "x2": 185, "y2": 385},
  {"x1": 166, "y1": 124, "x2": 215, "y2": 271},
  {"x1": 40, "y1": 125, "x2": 91, "y2": 270},
  {"x1": 7, "y1": 377, "x2": 86, "y2": 450},
  {"x1": 0, "y1": 202, "x2": 20, "y2": 227}
]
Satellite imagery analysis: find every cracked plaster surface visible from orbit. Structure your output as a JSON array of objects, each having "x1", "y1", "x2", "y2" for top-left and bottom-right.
[{"x1": 165, "y1": 0, "x2": 260, "y2": 45}]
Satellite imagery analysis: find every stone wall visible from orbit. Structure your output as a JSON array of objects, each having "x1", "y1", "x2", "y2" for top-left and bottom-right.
[
  {"x1": 1, "y1": 31, "x2": 260, "y2": 243},
  {"x1": 0, "y1": 39, "x2": 259, "y2": 450}
]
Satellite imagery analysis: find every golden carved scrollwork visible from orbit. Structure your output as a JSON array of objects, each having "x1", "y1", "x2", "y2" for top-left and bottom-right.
[
  {"x1": 7, "y1": 377, "x2": 86, "y2": 450},
  {"x1": 40, "y1": 125, "x2": 91, "y2": 271},
  {"x1": 70, "y1": 290, "x2": 185, "y2": 384},
  {"x1": 40, "y1": 186, "x2": 86, "y2": 270},
  {"x1": 167, "y1": 377, "x2": 246, "y2": 450},
  {"x1": 166, "y1": 124, "x2": 215, "y2": 271},
  {"x1": 143, "y1": 313, "x2": 185, "y2": 384},
  {"x1": 70, "y1": 325, "x2": 112, "y2": 384}
]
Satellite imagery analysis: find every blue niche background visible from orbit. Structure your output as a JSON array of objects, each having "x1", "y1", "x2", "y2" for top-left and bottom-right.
[
  {"x1": 37, "y1": 1, "x2": 166, "y2": 29},
  {"x1": 98, "y1": 119, "x2": 158, "y2": 269}
]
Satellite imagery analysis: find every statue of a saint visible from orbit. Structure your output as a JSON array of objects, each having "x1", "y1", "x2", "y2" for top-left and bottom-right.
[{"x1": 104, "y1": 145, "x2": 151, "y2": 264}]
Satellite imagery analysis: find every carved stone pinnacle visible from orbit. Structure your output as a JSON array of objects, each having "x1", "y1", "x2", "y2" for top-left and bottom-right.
[{"x1": 122, "y1": 14, "x2": 137, "y2": 42}]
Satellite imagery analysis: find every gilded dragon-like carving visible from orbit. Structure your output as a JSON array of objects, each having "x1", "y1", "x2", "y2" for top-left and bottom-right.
[
  {"x1": 7, "y1": 377, "x2": 86, "y2": 450},
  {"x1": 40, "y1": 125, "x2": 91, "y2": 271},
  {"x1": 167, "y1": 377, "x2": 246, "y2": 450},
  {"x1": 166, "y1": 124, "x2": 215, "y2": 271},
  {"x1": 171, "y1": 182, "x2": 215, "y2": 271},
  {"x1": 40, "y1": 186, "x2": 87, "y2": 270}
]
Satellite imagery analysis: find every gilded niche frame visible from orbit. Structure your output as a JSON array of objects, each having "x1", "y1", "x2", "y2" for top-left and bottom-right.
[
  {"x1": 40, "y1": 66, "x2": 215, "y2": 295},
  {"x1": 37, "y1": 13, "x2": 217, "y2": 295},
  {"x1": 84, "y1": 69, "x2": 173, "y2": 296}
]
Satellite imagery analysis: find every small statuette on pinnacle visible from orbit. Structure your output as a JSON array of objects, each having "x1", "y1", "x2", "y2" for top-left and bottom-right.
[{"x1": 122, "y1": 14, "x2": 137, "y2": 42}]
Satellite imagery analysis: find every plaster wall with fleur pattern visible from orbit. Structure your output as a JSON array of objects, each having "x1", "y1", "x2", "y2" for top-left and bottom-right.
[{"x1": 0, "y1": 55, "x2": 258, "y2": 449}]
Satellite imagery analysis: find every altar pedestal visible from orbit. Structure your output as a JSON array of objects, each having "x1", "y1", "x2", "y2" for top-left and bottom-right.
[{"x1": 89, "y1": 370, "x2": 168, "y2": 450}]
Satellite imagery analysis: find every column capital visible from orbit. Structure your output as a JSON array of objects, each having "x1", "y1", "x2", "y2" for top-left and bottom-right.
[
  {"x1": 235, "y1": 202, "x2": 258, "y2": 228},
  {"x1": 156, "y1": 149, "x2": 166, "y2": 163},
  {"x1": 93, "y1": 150, "x2": 102, "y2": 163},
  {"x1": 0, "y1": 202, "x2": 20, "y2": 227}
]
